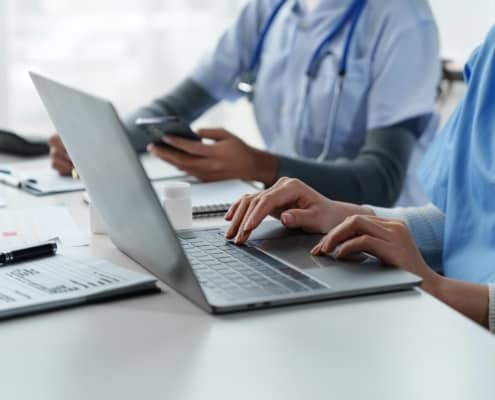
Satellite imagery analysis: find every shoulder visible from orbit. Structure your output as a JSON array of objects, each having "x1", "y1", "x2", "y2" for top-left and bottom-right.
[
  {"x1": 234, "y1": 0, "x2": 287, "y2": 31},
  {"x1": 241, "y1": 0, "x2": 284, "y2": 20},
  {"x1": 464, "y1": 25, "x2": 495, "y2": 83},
  {"x1": 364, "y1": 0, "x2": 437, "y2": 33},
  {"x1": 478, "y1": 25, "x2": 495, "y2": 56}
]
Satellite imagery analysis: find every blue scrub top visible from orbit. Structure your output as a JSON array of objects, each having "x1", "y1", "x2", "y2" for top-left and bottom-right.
[
  {"x1": 191, "y1": 0, "x2": 440, "y2": 206},
  {"x1": 418, "y1": 26, "x2": 495, "y2": 284}
]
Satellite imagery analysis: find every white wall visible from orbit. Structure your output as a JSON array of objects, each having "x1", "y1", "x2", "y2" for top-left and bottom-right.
[
  {"x1": 0, "y1": 1, "x2": 494, "y2": 141},
  {"x1": 0, "y1": 1, "x2": 11, "y2": 126},
  {"x1": 0, "y1": 0, "x2": 260, "y2": 144},
  {"x1": 430, "y1": 1, "x2": 495, "y2": 62}
]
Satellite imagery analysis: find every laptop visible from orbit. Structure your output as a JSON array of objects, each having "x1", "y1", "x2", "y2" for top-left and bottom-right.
[{"x1": 30, "y1": 72, "x2": 421, "y2": 314}]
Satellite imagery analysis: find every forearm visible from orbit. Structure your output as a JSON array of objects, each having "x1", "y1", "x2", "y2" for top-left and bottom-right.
[
  {"x1": 124, "y1": 78, "x2": 218, "y2": 152},
  {"x1": 424, "y1": 274, "x2": 490, "y2": 329},
  {"x1": 277, "y1": 125, "x2": 416, "y2": 207},
  {"x1": 369, "y1": 204, "x2": 493, "y2": 331}
]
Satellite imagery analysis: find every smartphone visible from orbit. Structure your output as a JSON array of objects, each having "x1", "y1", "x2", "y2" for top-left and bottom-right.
[{"x1": 135, "y1": 116, "x2": 199, "y2": 146}]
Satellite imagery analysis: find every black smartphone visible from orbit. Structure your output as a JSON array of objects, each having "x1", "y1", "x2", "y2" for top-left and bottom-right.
[{"x1": 135, "y1": 116, "x2": 200, "y2": 146}]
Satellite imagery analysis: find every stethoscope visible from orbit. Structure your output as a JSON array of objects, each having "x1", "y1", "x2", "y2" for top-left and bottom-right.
[{"x1": 235, "y1": 0, "x2": 366, "y2": 162}]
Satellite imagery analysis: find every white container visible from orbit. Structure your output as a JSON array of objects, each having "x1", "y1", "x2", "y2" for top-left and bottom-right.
[
  {"x1": 162, "y1": 181, "x2": 193, "y2": 230},
  {"x1": 89, "y1": 204, "x2": 108, "y2": 235}
]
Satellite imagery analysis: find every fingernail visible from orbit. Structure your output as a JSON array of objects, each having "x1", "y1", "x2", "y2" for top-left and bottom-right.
[
  {"x1": 235, "y1": 231, "x2": 246, "y2": 244},
  {"x1": 225, "y1": 229, "x2": 232, "y2": 238},
  {"x1": 146, "y1": 144, "x2": 153, "y2": 152},
  {"x1": 281, "y1": 212, "x2": 294, "y2": 225},
  {"x1": 162, "y1": 136, "x2": 173, "y2": 144}
]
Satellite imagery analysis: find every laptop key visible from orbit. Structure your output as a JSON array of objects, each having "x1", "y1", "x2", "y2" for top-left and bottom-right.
[{"x1": 184, "y1": 231, "x2": 325, "y2": 299}]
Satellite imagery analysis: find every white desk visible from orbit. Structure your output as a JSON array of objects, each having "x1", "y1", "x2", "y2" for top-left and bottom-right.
[{"x1": 0, "y1": 160, "x2": 494, "y2": 400}]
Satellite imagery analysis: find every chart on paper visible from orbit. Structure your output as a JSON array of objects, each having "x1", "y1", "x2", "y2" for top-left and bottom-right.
[{"x1": 0, "y1": 255, "x2": 157, "y2": 316}]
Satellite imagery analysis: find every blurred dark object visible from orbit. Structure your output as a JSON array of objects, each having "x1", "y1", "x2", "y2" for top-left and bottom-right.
[
  {"x1": 0, "y1": 129, "x2": 49, "y2": 157},
  {"x1": 437, "y1": 58, "x2": 465, "y2": 104},
  {"x1": 442, "y1": 59, "x2": 464, "y2": 82}
]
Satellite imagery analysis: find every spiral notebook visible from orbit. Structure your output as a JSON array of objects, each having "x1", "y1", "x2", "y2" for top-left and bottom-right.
[{"x1": 188, "y1": 180, "x2": 260, "y2": 217}]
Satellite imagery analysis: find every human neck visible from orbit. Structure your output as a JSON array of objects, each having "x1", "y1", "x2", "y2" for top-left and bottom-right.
[{"x1": 304, "y1": 0, "x2": 320, "y2": 13}]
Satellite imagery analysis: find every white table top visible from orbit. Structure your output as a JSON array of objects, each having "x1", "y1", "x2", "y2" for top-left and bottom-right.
[{"x1": 0, "y1": 160, "x2": 494, "y2": 400}]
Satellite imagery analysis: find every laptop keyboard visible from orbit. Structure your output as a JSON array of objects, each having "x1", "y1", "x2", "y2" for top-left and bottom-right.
[{"x1": 178, "y1": 230, "x2": 326, "y2": 301}]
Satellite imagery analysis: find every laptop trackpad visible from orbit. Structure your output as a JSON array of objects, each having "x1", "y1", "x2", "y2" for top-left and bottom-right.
[
  {"x1": 249, "y1": 233, "x2": 419, "y2": 290},
  {"x1": 248, "y1": 220, "x2": 387, "y2": 270},
  {"x1": 250, "y1": 234, "x2": 327, "y2": 269}
]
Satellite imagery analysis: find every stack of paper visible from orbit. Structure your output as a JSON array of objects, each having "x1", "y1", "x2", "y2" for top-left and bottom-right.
[
  {"x1": 0, "y1": 255, "x2": 157, "y2": 320},
  {"x1": 0, "y1": 206, "x2": 88, "y2": 249}
]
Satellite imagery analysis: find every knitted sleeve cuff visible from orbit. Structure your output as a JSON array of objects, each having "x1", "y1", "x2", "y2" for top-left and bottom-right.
[{"x1": 488, "y1": 284, "x2": 495, "y2": 333}]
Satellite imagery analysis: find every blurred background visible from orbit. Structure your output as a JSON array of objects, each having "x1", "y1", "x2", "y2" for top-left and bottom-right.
[{"x1": 0, "y1": 0, "x2": 494, "y2": 145}]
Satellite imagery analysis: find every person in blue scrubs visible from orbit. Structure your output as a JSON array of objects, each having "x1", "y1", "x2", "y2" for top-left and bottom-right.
[
  {"x1": 225, "y1": 26, "x2": 495, "y2": 332},
  {"x1": 49, "y1": 0, "x2": 440, "y2": 207}
]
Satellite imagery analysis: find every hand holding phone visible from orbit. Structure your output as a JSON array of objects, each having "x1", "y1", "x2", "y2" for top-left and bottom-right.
[{"x1": 135, "y1": 116, "x2": 200, "y2": 147}]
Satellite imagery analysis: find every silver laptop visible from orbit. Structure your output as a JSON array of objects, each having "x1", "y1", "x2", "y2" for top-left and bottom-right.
[{"x1": 30, "y1": 72, "x2": 421, "y2": 314}]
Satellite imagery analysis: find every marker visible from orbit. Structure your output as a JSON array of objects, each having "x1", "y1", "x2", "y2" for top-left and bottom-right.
[{"x1": 0, "y1": 242, "x2": 58, "y2": 266}]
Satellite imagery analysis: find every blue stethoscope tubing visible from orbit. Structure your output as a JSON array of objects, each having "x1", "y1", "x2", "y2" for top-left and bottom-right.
[{"x1": 236, "y1": 0, "x2": 367, "y2": 162}]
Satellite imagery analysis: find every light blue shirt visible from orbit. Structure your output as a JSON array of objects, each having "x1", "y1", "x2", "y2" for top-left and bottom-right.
[
  {"x1": 191, "y1": 0, "x2": 440, "y2": 206},
  {"x1": 418, "y1": 26, "x2": 495, "y2": 284}
]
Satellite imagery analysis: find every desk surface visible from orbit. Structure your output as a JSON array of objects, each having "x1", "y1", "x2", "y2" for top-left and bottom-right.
[{"x1": 0, "y1": 160, "x2": 494, "y2": 400}]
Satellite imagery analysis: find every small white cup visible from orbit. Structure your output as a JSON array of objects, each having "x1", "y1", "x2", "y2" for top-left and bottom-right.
[
  {"x1": 162, "y1": 181, "x2": 193, "y2": 230},
  {"x1": 89, "y1": 204, "x2": 108, "y2": 235}
]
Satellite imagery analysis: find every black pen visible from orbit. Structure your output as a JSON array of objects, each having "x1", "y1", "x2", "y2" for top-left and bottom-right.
[{"x1": 0, "y1": 242, "x2": 58, "y2": 266}]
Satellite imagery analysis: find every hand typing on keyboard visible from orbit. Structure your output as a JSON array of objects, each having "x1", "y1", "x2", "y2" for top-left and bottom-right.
[{"x1": 224, "y1": 177, "x2": 373, "y2": 245}]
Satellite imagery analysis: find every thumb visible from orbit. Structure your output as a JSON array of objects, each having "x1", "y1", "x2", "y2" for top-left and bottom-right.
[
  {"x1": 280, "y1": 209, "x2": 317, "y2": 230},
  {"x1": 197, "y1": 128, "x2": 232, "y2": 141}
]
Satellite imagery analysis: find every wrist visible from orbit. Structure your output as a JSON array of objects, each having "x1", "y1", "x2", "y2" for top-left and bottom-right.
[
  {"x1": 250, "y1": 149, "x2": 279, "y2": 186},
  {"x1": 318, "y1": 200, "x2": 374, "y2": 233},
  {"x1": 333, "y1": 200, "x2": 374, "y2": 219},
  {"x1": 420, "y1": 269, "x2": 443, "y2": 298}
]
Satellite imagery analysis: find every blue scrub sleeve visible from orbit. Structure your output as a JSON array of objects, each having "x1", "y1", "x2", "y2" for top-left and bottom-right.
[
  {"x1": 123, "y1": 78, "x2": 218, "y2": 153},
  {"x1": 367, "y1": 22, "x2": 440, "y2": 131},
  {"x1": 277, "y1": 121, "x2": 417, "y2": 207}
]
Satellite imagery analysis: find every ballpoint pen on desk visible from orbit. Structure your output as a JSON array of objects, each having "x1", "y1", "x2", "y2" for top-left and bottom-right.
[{"x1": 0, "y1": 242, "x2": 58, "y2": 266}]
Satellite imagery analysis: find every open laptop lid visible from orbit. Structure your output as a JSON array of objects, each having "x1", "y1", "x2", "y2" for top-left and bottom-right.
[{"x1": 30, "y1": 72, "x2": 211, "y2": 312}]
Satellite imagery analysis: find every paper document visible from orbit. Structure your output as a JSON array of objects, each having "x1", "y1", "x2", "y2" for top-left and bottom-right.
[
  {"x1": 0, "y1": 156, "x2": 184, "y2": 195},
  {"x1": 0, "y1": 196, "x2": 6, "y2": 208},
  {"x1": 0, "y1": 207, "x2": 88, "y2": 249},
  {"x1": 0, "y1": 255, "x2": 157, "y2": 319},
  {"x1": 0, "y1": 159, "x2": 84, "y2": 195}
]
